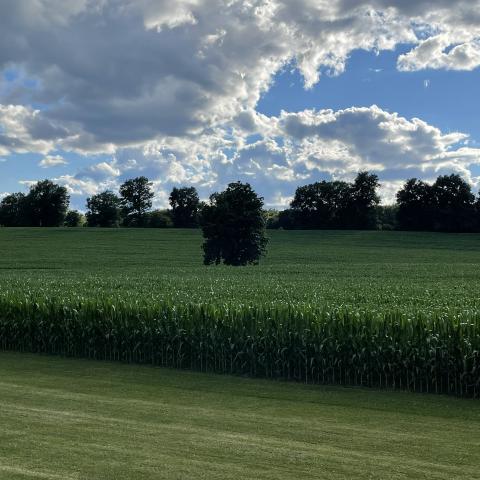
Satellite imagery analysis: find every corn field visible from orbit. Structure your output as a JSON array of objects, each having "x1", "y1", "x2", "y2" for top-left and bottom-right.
[
  {"x1": 1, "y1": 228, "x2": 480, "y2": 397},
  {"x1": 0, "y1": 295, "x2": 478, "y2": 397}
]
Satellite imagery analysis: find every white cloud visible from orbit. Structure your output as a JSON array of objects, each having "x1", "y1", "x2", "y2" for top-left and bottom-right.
[
  {"x1": 51, "y1": 105, "x2": 480, "y2": 208},
  {"x1": 38, "y1": 154, "x2": 68, "y2": 168},
  {"x1": 398, "y1": 35, "x2": 480, "y2": 71},
  {"x1": 1, "y1": 1, "x2": 480, "y2": 209},
  {"x1": 0, "y1": 0, "x2": 478, "y2": 151},
  {"x1": 0, "y1": 104, "x2": 114, "y2": 156},
  {"x1": 0, "y1": 105, "x2": 56, "y2": 155},
  {"x1": 18, "y1": 180, "x2": 37, "y2": 189}
]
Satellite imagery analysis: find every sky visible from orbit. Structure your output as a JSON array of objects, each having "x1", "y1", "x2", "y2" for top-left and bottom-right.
[{"x1": 1, "y1": 1, "x2": 480, "y2": 210}]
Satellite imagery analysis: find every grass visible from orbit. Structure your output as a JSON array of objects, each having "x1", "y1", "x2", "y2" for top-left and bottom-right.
[{"x1": 0, "y1": 352, "x2": 479, "y2": 480}]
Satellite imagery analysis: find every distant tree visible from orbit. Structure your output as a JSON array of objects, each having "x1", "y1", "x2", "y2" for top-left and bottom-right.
[
  {"x1": 0, "y1": 193, "x2": 28, "y2": 226},
  {"x1": 345, "y1": 172, "x2": 380, "y2": 229},
  {"x1": 396, "y1": 175, "x2": 476, "y2": 232},
  {"x1": 264, "y1": 209, "x2": 280, "y2": 229},
  {"x1": 119, "y1": 176, "x2": 154, "y2": 226},
  {"x1": 148, "y1": 209, "x2": 173, "y2": 228},
  {"x1": 25, "y1": 180, "x2": 70, "y2": 227},
  {"x1": 169, "y1": 186, "x2": 200, "y2": 228},
  {"x1": 396, "y1": 178, "x2": 434, "y2": 231},
  {"x1": 277, "y1": 209, "x2": 297, "y2": 230},
  {"x1": 289, "y1": 174, "x2": 381, "y2": 230},
  {"x1": 432, "y1": 174, "x2": 476, "y2": 232},
  {"x1": 64, "y1": 210, "x2": 84, "y2": 227},
  {"x1": 376, "y1": 205, "x2": 398, "y2": 231},
  {"x1": 85, "y1": 191, "x2": 122, "y2": 227},
  {"x1": 290, "y1": 180, "x2": 351, "y2": 229},
  {"x1": 200, "y1": 182, "x2": 268, "y2": 266},
  {"x1": 476, "y1": 197, "x2": 480, "y2": 232}
]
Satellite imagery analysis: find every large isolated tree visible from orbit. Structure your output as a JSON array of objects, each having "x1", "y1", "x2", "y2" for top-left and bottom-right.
[
  {"x1": 200, "y1": 182, "x2": 268, "y2": 266},
  {"x1": 0, "y1": 193, "x2": 28, "y2": 226},
  {"x1": 85, "y1": 191, "x2": 122, "y2": 227},
  {"x1": 119, "y1": 176, "x2": 154, "y2": 226},
  {"x1": 169, "y1": 186, "x2": 200, "y2": 228},
  {"x1": 25, "y1": 180, "x2": 70, "y2": 227}
]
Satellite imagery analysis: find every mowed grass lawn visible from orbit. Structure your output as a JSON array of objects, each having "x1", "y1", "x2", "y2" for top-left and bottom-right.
[{"x1": 0, "y1": 352, "x2": 479, "y2": 480}]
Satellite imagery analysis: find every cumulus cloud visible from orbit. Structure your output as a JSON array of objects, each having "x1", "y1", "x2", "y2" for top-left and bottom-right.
[
  {"x1": 398, "y1": 35, "x2": 480, "y2": 71},
  {"x1": 38, "y1": 154, "x2": 68, "y2": 168},
  {"x1": 0, "y1": 104, "x2": 114, "y2": 156},
  {"x1": 1, "y1": 1, "x2": 480, "y2": 208},
  {"x1": 42, "y1": 105, "x2": 479, "y2": 208},
  {"x1": 0, "y1": 105, "x2": 56, "y2": 155},
  {"x1": 0, "y1": 0, "x2": 478, "y2": 150}
]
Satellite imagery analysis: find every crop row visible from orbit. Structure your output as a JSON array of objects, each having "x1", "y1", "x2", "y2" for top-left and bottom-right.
[{"x1": 0, "y1": 296, "x2": 479, "y2": 397}]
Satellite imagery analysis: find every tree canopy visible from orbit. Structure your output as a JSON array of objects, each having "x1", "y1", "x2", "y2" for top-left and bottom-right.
[
  {"x1": 169, "y1": 187, "x2": 200, "y2": 228},
  {"x1": 200, "y1": 182, "x2": 268, "y2": 266},
  {"x1": 85, "y1": 191, "x2": 122, "y2": 227},
  {"x1": 289, "y1": 172, "x2": 380, "y2": 229},
  {"x1": 0, "y1": 193, "x2": 28, "y2": 227},
  {"x1": 64, "y1": 210, "x2": 84, "y2": 227},
  {"x1": 24, "y1": 180, "x2": 70, "y2": 227},
  {"x1": 1, "y1": 172, "x2": 480, "y2": 233},
  {"x1": 119, "y1": 176, "x2": 154, "y2": 227},
  {"x1": 397, "y1": 174, "x2": 476, "y2": 232}
]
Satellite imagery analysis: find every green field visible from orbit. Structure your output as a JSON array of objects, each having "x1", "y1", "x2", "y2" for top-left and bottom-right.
[
  {"x1": 0, "y1": 352, "x2": 479, "y2": 480},
  {"x1": 0, "y1": 228, "x2": 479, "y2": 395},
  {"x1": 0, "y1": 229, "x2": 479, "y2": 477},
  {"x1": 1, "y1": 227, "x2": 480, "y2": 310}
]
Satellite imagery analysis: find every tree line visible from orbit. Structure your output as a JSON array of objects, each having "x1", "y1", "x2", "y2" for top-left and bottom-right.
[
  {"x1": 2, "y1": 172, "x2": 480, "y2": 233},
  {"x1": 0, "y1": 177, "x2": 201, "y2": 229},
  {"x1": 272, "y1": 172, "x2": 480, "y2": 233}
]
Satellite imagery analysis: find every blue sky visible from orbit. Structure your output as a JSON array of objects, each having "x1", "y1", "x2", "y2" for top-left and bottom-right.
[
  {"x1": 259, "y1": 47, "x2": 480, "y2": 144},
  {"x1": 1, "y1": 1, "x2": 480, "y2": 210}
]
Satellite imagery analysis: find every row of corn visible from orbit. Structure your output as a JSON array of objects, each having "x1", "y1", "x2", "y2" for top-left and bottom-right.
[{"x1": 0, "y1": 296, "x2": 478, "y2": 397}]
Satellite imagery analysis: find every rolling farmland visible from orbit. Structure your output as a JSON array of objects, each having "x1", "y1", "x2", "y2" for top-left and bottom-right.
[{"x1": 0, "y1": 228, "x2": 479, "y2": 395}]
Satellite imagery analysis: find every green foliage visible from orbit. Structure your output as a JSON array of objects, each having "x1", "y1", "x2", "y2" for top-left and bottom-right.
[
  {"x1": 148, "y1": 209, "x2": 173, "y2": 228},
  {"x1": 432, "y1": 174, "x2": 476, "y2": 232},
  {"x1": 0, "y1": 193, "x2": 28, "y2": 226},
  {"x1": 0, "y1": 299, "x2": 478, "y2": 396},
  {"x1": 397, "y1": 174, "x2": 477, "y2": 232},
  {"x1": 290, "y1": 172, "x2": 380, "y2": 229},
  {"x1": 291, "y1": 180, "x2": 351, "y2": 229},
  {"x1": 86, "y1": 190, "x2": 122, "y2": 227},
  {"x1": 25, "y1": 180, "x2": 70, "y2": 227},
  {"x1": 348, "y1": 171, "x2": 380, "y2": 229},
  {"x1": 200, "y1": 182, "x2": 268, "y2": 266},
  {"x1": 376, "y1": 205, "x2": 398, "y2": 231},
  {"x1": 264, "y1": 209, "x2": 280, "y2": 229},
  {"x1": 119, "y1": 176, "x2": 154, "y2": 226},
  {"x1": 169, "y1": 186, "x2": 200, "y2": 227},
  {"x1": 64, "y1": 210, "x2": 85, "y2": 227},
  {"x1": 0, "y1": 229, "x2": 479, "y2": 396}
]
